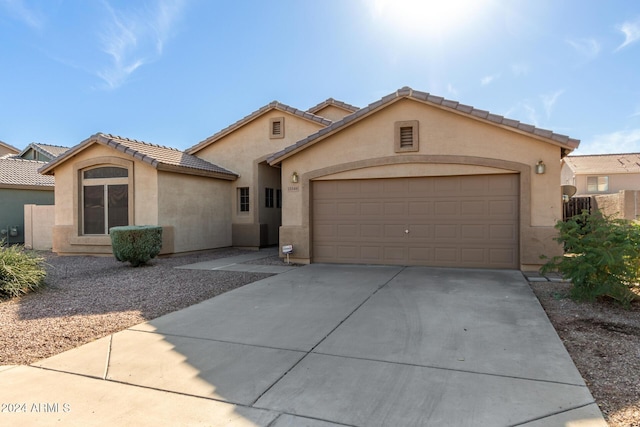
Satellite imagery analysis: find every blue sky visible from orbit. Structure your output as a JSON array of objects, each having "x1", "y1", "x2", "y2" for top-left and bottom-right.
[{"x1": 1, "y1": 0, "x2": 639, "y2": 154}]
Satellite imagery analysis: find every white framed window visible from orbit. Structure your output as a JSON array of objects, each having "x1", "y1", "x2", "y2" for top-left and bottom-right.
[
  {"x1": 587, "y1": 176, "x2": 609, "y2": 193},
  {"x1": 81, "y1": 166, "x2": 129, "y2": 235}
]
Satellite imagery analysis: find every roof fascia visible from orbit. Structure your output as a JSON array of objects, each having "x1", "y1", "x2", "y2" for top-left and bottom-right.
[{"x1": 187, "y1": 103, "x2": 331, "y2": 155}]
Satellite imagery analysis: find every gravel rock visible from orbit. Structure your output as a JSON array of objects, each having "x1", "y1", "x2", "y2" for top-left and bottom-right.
[
  {"x1": 530, "y1": 280, "x2": 640, "y2": 427},
  {"x1": 0, "y1": 249, "x2": 273, "y2": 365}
]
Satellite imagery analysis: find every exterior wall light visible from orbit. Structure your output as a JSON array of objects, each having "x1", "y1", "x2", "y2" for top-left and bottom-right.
[
  {"x1": 291, "y1": 172, "x2": 299, "y2": 183},
  {"x1": 535, "y1": 160, "x2": 546, "y2": 175}
]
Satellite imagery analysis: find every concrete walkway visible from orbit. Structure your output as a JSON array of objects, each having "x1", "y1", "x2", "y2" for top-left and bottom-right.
[
  {"x1": 0, "y1": 263, "x2": 606, "y2": 426},
  {"x1": 176, "y1": 247, "x2": 298, "y2": 274}
]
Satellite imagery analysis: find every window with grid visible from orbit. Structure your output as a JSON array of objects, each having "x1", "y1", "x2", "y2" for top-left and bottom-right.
[
  {"x1": 265, "y1": 188, "x2": 274, "y2": 208},
  {"x1": 238, "y1": 187, "x2": 250, "y2": 212},
  {"x1": 587, "y1": 176, "x2": 609, "y2": 193},
  {"x1": 82, "y1": 166, "x2": 129, "y2": 235}
]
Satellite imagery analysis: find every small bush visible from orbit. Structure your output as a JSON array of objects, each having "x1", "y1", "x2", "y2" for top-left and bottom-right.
[
  {"x1": 110, "y1": 226, "x2": 163, "y2": 267},
  {"x1": 0, "y1": 241, "x2": 47, "y2": 298},
  {"x1": 541, "y1": 211, "x2": 640, "y2": 307}
]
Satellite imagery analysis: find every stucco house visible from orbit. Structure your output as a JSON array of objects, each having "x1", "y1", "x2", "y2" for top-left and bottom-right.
[
  {"x1": 0, "y1": 140, "x2": 19, "y2": 157},
  {"x1": 0, "y1": 156, "x2": 55, "y2": 244},
  {"x1": 562, "y1": 153, "x2": 640, "y2": 195},
  {"x1": 42, "y1": 87, "x2": 579, "y2": 270},
  {"x1": 0, "y1": 142, "x2": 68, "y2": 245},
  {"x1": 18, "y1": 142, "x2": 69, "y2": 163}
]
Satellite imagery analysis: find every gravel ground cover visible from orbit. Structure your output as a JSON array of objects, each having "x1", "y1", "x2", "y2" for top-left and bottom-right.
[
  {"x1": 530, "y1": 280, "x2": 640, "y2": 427},
  {"x1": 0, "y1": 248, "x2": 279, "y2": 365},
  {"x1": 2, "y1": 252, "x2": 639, "y2": 425}
]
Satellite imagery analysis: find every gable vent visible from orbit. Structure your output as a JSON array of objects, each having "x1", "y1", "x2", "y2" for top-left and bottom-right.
[
  {"x1": 400, "y1": 126, "x2": 413, "y2": 147},
  {"x1": 272, "y1": 121, "x2": 281, "y2": 135},
  {"x1": 270, "y1": 117, "x2": 285, "y2": 139}
]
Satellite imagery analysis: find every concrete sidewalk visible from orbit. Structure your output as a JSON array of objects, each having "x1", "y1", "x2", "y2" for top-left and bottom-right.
[
  {"x1": 1, "y1": 264, "x2": 606, "y2": 426},
  {"x1": 175, "y1": 247, "x2": 298, "y2": 274}
]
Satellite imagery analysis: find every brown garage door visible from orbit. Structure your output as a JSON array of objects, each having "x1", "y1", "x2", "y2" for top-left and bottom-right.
[{"x1": 312, "y1": 174, "x2": 519, "y2": 269}]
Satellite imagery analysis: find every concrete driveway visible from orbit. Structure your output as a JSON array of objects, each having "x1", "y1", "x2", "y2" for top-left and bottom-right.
[{"x1": 1, "y1": 264, "x2": 605, "y2": 426}]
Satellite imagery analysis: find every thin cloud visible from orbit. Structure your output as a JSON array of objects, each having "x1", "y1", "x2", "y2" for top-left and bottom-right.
[
  {"x1": 566, "y1": 37, "x2": 601, "y2": 59},
  {"x1": 504, "y1": 102, "x2": 539, "y2": 127},
  {"x1": 0, "y1": 0, "x2": 44, "y2": 30},
  {"x1": 582, "y1": 129, "x2": 640, "y2": 154},
  {"x1": 97, "y1": 0, "x2": 185, "y2": 89},
  {"x1": 540, "y1": 90, "x2": 564, "y2": 119},
  {"x1": 510, "y1": 62, "x2": 529, "y2": 77},
  {"x1": 480, "y1": 73, "x2": 500, "y2": 86},
  {"x1": 446, "y1": 83, "x2": 458, "y2": 96},
  {"x1": 615, "y1": 18, "x2": 640, "y2": 52}
]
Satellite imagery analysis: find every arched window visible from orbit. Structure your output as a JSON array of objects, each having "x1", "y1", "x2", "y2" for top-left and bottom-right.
[{"x1": 82, "y1": 166, "x2": 129, "y2": 234}]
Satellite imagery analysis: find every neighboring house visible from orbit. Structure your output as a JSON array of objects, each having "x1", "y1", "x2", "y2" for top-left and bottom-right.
[
  {"x1": 562, "y1": 153, "x2": 640, "y2": 195},
  {"x1": 0, "y1": 156, "x2": 55, "y2": 244},
  {"x1": 18, "y1": 142, "x2": 69, "y2": 162},
  {"x1": 42, "y1": 87, "x2": 580, "y2": 270},
  {"x1": 0, "y1": 140, "x2": 19, "y2": 157}
]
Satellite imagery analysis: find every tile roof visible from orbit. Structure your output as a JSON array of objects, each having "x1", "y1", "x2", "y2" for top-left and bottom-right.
[
  {"x1": 18, "y1": 143, "x2": 69, "y2": 160},
  {"x1": 187, "y1": 101, "x2": 333, "y2": 155},
  {"x1": 306, "y1": 98, "x2": 359, "y2": 115},
  {"x1": 268, "y1": 86, "x2": 581, "y2": 165},
  {"x1": 563, "y1": 153, "x2": 640, "y2": 174},
  {"x1": 40, "y1": 133, "x2": 238, "y2": 180},
  {"x1": 0, "y1": 157, "x2": 55, "y2": 187},
  {"x1": 0, "y1": 140, "x2": 20, "y2": 154}
]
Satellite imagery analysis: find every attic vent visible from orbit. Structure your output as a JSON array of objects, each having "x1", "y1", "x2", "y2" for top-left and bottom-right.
[
  {"x1": 400, "y1": 127, "x2": 413, "y2": 147},
  {"x1": 270, "y1": 117, "x2": 285, "y2": 139},
  {"x1": 394, "y1": 120, "x2": 419, "y2": 153}
]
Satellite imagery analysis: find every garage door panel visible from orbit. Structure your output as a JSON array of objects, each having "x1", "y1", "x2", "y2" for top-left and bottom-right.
[
  {"x1": 489, "y1": 224, "x2": 517, "y2": 240},
  {"x1": 336, "y1": 202, "x2": 358, "y2": 216},
  {"x1": 461, "y1": 248, "x2": 486, "y2": 264},
  {"x1": 384, "y1": 224, "x2": 406, "y2": 238},
  {"x1": 434, "y1": 224, "x2": 458, "y2": 239},
  {"x1": 489, "y1": 199, "x2": 517, "y2": 216},
  {"x1": 336, "y1": 224, "x2": 358, "y2": 237},
  {"x1": 407, "y1": 224, "x2": 432, "y2": 239},
  {"x1": 434, "y1": 201, "x2": 459, "y2": 216},
  {"x1": 460, "y1": 200, "x2": 487, "y2": 215},
  {"x1": 408, "y1": 201, "x2": 432, "y2": 215},
  {"x1": 360, "y1": 202, "x2": 382, "y2": 215},
  {"x1": 461, "y1": 224, "x2": 486, "y2": 239},
  {"x1": 384, "y1": 246, "x2": 406, "y2": 261},
  {"x1": 312, "y1": 175, "x2": 519, "y2": 268},
  {"x1": 434, "y1": 247, "x2": 458, "y2": 263}
]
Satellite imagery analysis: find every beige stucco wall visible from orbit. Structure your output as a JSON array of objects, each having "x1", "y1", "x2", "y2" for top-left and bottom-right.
[
  {"x1": 51, "y1": 143, "x2": 161, "y2": 255},
  {"x1": 572, "y1": 172, "x2": 640, "y2": 196},
  {"x1": 157, "y1": 171, "x2": 232, "y2": 252},
  {"x1": 24, "y1": 204, "x2": 55, "y2": 250},
  {"x1": 313, "y1": 105, "x2": 354, "y2": 122},
  {"x1": 194, "y1": 110, "x2": 326, "y2": 246},
  {"x1": 277, "y1": 98, "x2": 566, "y2": 269},
  {"x1": 593, "y1": 190, "x2": 640, "y2": 220}
]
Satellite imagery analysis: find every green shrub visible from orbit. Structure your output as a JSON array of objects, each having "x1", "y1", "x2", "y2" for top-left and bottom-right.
[
  {"x1": 110, "y1": 226, "x2": 163, "y2": 267},
  {"x1": 0, "y1": 241, "x2": 47, "y2": 298},
  {"x1": 541, "y1": 211, "x2": 640, "y2": 307}
]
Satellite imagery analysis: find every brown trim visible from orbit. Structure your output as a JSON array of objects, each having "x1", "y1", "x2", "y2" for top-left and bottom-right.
[{"x1": 269, "y1": 117, "x2": 285, "y2": 139}]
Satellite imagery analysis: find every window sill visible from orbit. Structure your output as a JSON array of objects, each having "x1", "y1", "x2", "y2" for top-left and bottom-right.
[{"x1": 69, "y1": 235, "x2": 112, "y2": 246}]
